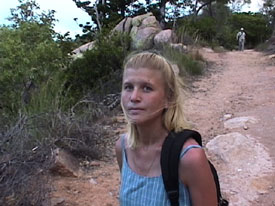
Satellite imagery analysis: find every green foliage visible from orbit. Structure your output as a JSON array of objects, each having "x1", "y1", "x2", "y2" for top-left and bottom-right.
[
  {"x1": 161, "y1": 45, "x2": 204, "y2": 76},
  {"x1": 215, "y1": 25, "x2": 236, "y2": 50},
  {"x1": 0, "y1": 1, "x2": 69, "y2": 121},
  {"x1": 73, "y1": 0, "x2": 143, "y2": 33},
  {"x1": 230, "y1": 12, "x2": 272, "y2": 48},
  {"x1": 8, "y1": 0, "x2": 56, "y2": 28},
  {"x1": 65, "y1": 32, "x2": 131, "y2": 103},
  {"x1": 176, "y1": 9, "x2": 272, "y2": 50},
  {"x1": 176, "y1": 17, "x2": 220, "y2": 44},
  {"x1": 0, "y1": 24, "x2": 68, "y2": 118}
]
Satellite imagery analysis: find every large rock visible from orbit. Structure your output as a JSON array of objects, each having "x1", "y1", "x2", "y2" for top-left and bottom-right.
[
  {"x1": 130, "y1": 13, "x2": 161, "y2": 50},
  {"x1": 206, "y1": 132, "x2": 273, "y2": 206},
  {"x1": 154, "y1": 29, "x2": 174, "y2": 47},
  {"x1": 50, "y1": 148, "x2": 81, "y2": 177},
  {"x1": 224, "y1": 116, "x2": 258, "y2": 129},
  {"x1": 72, "y1": 12, "x2": 165, "y2": 56},
  {"x1": 131, "y1": 26, "x2": 161, "y2": 50},
  {"x1": 132, "y1": 12, "x2": 153, "y2": 27},
  {"x1": 113, "y1": 17, "x2": 133, "y2": 34},
  {"x1": 140, "y1": 16, "x2": 161, "y2": 29},
  {"x1": 71, "y1": 41, "x2": 95, "y2": 58}
]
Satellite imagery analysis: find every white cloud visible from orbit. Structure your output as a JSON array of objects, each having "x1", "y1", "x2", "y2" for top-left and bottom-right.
[
  {"x1": 0, "y1": 0, "x2": 92, "y2": 37},
  {"x1": 242, "y1": 0, "x2": 263, "y2": 12}
]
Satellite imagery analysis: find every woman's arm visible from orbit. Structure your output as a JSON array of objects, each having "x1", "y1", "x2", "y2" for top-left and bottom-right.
[
  {"x1": 115, "y1": 136, "x2": 123, "y2": 171},
  {"x1": 179, "y1": 142, "x2": 217, "y2": 206}
]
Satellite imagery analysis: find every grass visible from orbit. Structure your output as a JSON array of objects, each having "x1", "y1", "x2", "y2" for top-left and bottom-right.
[{"x1": 161, "y1": 45, "x2": 204, "y2": 76}]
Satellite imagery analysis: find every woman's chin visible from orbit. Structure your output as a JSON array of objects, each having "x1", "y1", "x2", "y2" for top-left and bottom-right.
[{"x1": 127, "y1": 115, "x2": 146, "y2": 125}]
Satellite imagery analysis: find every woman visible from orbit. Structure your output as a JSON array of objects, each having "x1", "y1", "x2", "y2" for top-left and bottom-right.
[{"x1": 115, "y1": 52, "x2": 217, "y2": 206}]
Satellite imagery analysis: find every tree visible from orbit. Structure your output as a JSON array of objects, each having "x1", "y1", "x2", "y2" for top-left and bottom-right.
[
  {"x1": 145, "y1": 0, "x2": 183, "y2": 28},
  {"x1": 0, "y1": 0, "x2": 68, "y2": 118},
  {"x1": 192, "y1": 0, "x2": 251, "y2": 18},
  {"x1": 230, "y1": 12, "x2": 272, "y2": 46},
  {"x1": 72, "y1": 0, "x2": 142, "y2": 32},
  {"x1": 262, "y1": 0, "x2": 275, "y2": 32}
]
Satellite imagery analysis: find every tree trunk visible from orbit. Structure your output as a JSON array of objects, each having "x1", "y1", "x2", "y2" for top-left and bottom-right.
[
  {"x1": 208, "y1": 1, "x2": 213, "y2": 17},
  {"x1": 160, "y1": 0, "x2": 167, "y2": 29},
  {"x1": 195, "y1": 0, "x2": 213, "y2": 17},
  {"x1": 94, "y1": 2, "x2": 102, "y2": 31}
]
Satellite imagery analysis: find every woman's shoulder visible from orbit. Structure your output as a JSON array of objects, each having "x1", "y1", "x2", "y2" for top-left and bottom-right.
[
  {"x1": 180, "y1": 137, "x2": 205, "y2": 164},
  {"x1": 115, "y1": 133, "x2": 128, "y2": 151},
  {"x1": 179, "y1": 139, "x2": 208, "y2": 184},
  {"x1": 116, "y1": 133, "x2": 128, "y2": 171}
]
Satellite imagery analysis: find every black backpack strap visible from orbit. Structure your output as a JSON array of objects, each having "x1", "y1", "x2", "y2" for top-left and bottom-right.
[
  {"x1": 161, "y1": 129, "x2": 202, "y2": 206},
  {"x1": 161, "y1": 129, "x2": 229, "y2": 206}
]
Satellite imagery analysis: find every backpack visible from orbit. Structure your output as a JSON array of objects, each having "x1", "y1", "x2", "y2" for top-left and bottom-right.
[{"x1": 160, "y1": 129, "x2": 229, "y2": 206}]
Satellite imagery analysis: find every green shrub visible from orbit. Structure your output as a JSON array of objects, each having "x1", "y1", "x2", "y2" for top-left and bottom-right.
[
  {"x1": 0, "y1": 101, "x2": 110, "y2": 205},
  {"x1": 215, "y1": 25, "x2": 236, "y2": 50},
  {"x1": 0, "y1": 23, "x2": 69, "y2": 121},
  {"x1": 160, "y1": 45, "x2": 204, "y2": 76},
  {"x1": 176, "y1": 17, "x2": 217, "y2": 43},
  {"x1": 230, "y1": 12, "x2": 272, "y2": 48},
  {"x1": 65, "y1": 32, "x2": 131, "y2": 104}
]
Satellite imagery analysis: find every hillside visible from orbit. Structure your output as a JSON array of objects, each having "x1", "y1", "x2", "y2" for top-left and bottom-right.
[{"x1": 51, "y1": 48, "x2": 275, "y2": 206}]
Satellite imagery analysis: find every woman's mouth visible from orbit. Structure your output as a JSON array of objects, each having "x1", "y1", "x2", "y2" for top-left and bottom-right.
[{"x1": 128, "y1": 108, "x2": 144, "y2": 114}]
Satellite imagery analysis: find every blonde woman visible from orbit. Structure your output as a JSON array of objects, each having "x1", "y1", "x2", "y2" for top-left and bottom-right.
[{"x1": 116, "y1": 52, "x2": 217, "y2": 206}]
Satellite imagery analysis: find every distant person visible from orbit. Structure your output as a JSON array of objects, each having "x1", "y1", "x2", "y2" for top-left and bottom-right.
[{"x1": 236, "y1": 28, "x2": 246, "y2": 51}]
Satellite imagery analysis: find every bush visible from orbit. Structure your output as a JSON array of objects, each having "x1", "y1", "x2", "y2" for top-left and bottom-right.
[
  {"x1": 229, "y1": 12, "x2": 272, "y2": 48},
  {"x1": 65, "y1": 32, "x2": 130, "y2": 104},
  {"x1": 160, "y1": 45, "x2": 204, "y2": 76},
  {"x1": 0, "y1": 22, "x2": 69, "y2": 121},
  {"x1": 0, "y1": 98, "x2": 112, "y2": 205},
  {"x1": 176, "y1": 16, "x2": 217, "y2": 43}
]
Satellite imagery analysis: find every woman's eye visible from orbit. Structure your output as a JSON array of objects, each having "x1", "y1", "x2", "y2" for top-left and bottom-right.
[
  {"x1": 124, "y1": 85, "x2": 133, "y2": 91},
  {"x1": 143, "y1": 86, "x2": 152, "y2": 92}
]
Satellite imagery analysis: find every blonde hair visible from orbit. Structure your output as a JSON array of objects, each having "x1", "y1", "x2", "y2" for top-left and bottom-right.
[{"x1": 121, "y1": 52, "x2": 187, "y2": 148}]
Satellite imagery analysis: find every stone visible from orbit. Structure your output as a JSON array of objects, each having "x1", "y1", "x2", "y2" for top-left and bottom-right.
[
  {"x1": 71, "y1": 41, "x2": 95, "y2": 58},
  {"x1": 131, "y1": 27, "x2": 161, "y2": 50},
  {"x1": 206, "y1": 132, "x2": 273, "y2": 206},
  {"x1": 129, "y1": 13, "x2": 161, "y2": 50},
  {"x1": 169, "y1": 43, "x2": 188, "y2": 53},
  {"x1": 89, "y1": 178, "x2": 97, "y2": 184},
  {"x1": 132, "y1": 12, "x2": 153, "y2": 27},
  {"x1": 154, "y1": 29, "x2": 173, "y2": 47},
  {"x1": 224, "y1": 116, "x2": 258, "y2": 129},
  {"x1": 51, "y1": 197, "x2": 65, "y2": 206},
  {"x1": 50, "y1": 148, "x2": 81, "y2": 177},
  {"x1": 71, "y1": 12, "x2": 176, "y2": 56},
  {"x1": 223, "y1": 113, "x2": 233, "y2": 121},
  {"x1": 112, "y1": 17, "x2": 133, "y2": 34},
  {"x1": 141, "y1": 16, "x2": 161, "y2": 29}
]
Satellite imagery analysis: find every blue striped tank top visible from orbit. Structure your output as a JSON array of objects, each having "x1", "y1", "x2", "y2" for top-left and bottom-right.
[{"x1": 119, "y1": 136, "x2": 201, "y2": 206}]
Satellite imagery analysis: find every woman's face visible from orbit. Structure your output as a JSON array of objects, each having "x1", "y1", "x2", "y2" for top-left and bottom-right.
[{"x1": 121, "y1": 67, "x2": 168, "y2": 126}]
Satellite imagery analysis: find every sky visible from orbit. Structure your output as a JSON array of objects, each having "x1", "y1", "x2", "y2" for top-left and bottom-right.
[
  {"x1": 0, "y1": 0, "x2": 264, "y2": 38},
  {"x1": 241, "y1": 0, "x2": 264, "y2": 12},
  {"x1": 0, "y1": 0, "x2": 92, "y2": 37}
]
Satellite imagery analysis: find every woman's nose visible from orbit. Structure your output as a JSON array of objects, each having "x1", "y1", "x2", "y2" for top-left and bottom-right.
[{"x1": 130, "y1": 88, "x2": 141, "y2": 102}]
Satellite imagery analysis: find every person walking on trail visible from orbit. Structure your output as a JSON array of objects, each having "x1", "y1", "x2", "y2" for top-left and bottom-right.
[
  {"x1": 237, "y1": 28, "x2": 246, "y2": 51},
  {"x1": 116, "y1": 52, "x2": 217, "y2": 206}
]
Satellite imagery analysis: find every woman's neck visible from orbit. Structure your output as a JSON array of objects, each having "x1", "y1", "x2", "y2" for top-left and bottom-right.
[{"x1": 135, "y1": 121, "x2": 168, "y2": 147}]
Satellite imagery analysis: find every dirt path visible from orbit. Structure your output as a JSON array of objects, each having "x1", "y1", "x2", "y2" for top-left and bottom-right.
[
  {"x1": 51, "y1": 49, "x2": 275, "y2": 206},
  {"x1": 184, "y1": 49, "x2": 275, "y2": 206}
]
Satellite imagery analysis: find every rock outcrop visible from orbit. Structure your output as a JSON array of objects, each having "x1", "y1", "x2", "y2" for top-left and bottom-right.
[
  {"x1": 72, "y1": 12, "x2": 184, "y2": 57},
  {"x1": 154, "y1": 29, "x2": 174, "y2": 47},
  {"x1": 50, "y1": 148, "x2": 81, "y2": 177},
  {"x1": 206, "y1": 130, "x2": 273, "y2": 206}
]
